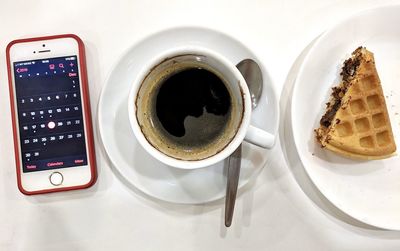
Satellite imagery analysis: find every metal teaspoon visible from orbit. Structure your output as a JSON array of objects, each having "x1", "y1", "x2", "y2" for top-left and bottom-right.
[{"x1": 225, "y1": 58, "x2": 263, "y2": 227}]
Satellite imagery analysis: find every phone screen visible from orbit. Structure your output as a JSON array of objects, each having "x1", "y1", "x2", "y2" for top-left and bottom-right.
[{"x1": 13, "y1": 56, "x2": 88, "y2": 173}]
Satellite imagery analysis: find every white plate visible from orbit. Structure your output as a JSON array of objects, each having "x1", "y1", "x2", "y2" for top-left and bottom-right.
[
  {"x1": 292, "y1": 5, "x2": 400, "y2": 230},
  {"x1": 98, "y1": 27, "x2": 279, "y2": 204}
]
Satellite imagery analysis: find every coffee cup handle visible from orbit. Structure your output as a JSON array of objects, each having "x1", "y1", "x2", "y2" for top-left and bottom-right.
[{"x1": 244, "y1": 125, "x2": 275, "y2": 149}]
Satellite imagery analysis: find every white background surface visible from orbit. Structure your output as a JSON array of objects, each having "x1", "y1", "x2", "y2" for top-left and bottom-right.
[{"x1": 2, "y1": 0, "x2": 400, "y2": 250}]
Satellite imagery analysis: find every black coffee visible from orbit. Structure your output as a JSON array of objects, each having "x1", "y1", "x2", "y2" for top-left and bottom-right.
[{"x1": 155, "y1": 68, "x2": 231, "y2": 147}]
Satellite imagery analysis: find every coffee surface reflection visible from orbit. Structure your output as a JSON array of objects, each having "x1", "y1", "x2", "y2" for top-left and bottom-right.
[{"x1": 156, "y1": 68, "x2": 231, "y2": 148}]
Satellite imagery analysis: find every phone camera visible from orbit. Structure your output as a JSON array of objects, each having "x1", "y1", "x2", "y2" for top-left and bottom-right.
[
  {"x1": 33, "y1": 51, "x2": 36, "y2": 54},
  {"x1": 42, "y1": 44, "x2": 45, "y2": 47}
]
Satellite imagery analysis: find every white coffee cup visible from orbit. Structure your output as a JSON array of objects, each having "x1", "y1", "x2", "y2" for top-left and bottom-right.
[{"x1": 128, "y1": 46, "x2": 275, "y2": 169}]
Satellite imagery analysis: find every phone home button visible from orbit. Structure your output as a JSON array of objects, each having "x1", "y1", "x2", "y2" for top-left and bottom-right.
[{"x1": 49, "y1": 172, "x2": 63, "y2": 186}]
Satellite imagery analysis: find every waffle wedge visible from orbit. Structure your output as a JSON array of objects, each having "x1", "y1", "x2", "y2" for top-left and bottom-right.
[{"x1": 315, "y1": 47, "x2": 396, "y2": 159}]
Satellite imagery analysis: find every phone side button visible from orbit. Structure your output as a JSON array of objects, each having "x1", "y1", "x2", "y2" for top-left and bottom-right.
[{"x1": 49, "y1": 172, "x2": 63, "y2": 186}]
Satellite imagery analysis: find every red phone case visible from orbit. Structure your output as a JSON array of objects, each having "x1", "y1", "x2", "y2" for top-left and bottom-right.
[{"x1": 6, "y1": 34, "x2": 97, "y2": 195}]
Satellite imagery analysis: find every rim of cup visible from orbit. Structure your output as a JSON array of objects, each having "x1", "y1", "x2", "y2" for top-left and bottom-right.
[{"x1": 128, "y1": 46, "x2": 252, "y2": 169}]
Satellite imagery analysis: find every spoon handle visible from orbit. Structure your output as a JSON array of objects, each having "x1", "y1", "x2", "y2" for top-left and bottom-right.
[{"x1": 225, "y1": 144, "x2": 242, "y2": 227}]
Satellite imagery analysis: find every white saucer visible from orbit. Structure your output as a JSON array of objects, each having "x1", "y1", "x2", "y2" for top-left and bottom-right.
[
  {"x1": 98, "y1": 27, "x2": 279, "y2": 204},
  {"x1": 292, "y1": 5, "x2": 400, "y2": 229}
]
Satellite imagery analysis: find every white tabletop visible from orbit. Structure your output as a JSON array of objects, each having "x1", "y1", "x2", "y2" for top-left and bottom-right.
[{"x1": 2, "y1": 0, "x2": 400, "y2": 250}]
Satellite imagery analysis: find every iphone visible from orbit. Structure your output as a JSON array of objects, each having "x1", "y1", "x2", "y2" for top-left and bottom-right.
[{"x1": 6, "y1": 34, "x2": 97, "y2": 195}]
